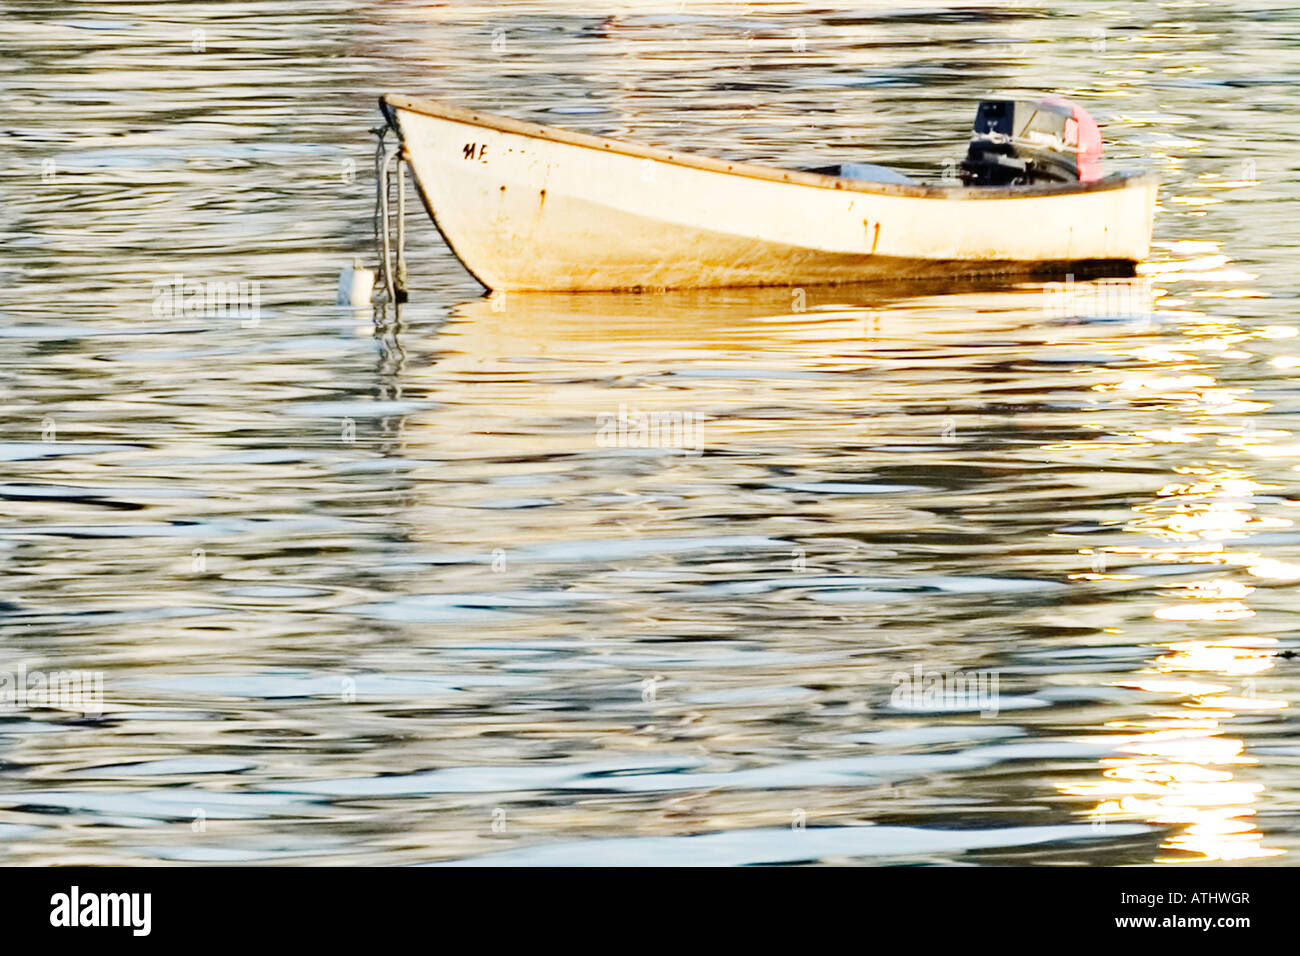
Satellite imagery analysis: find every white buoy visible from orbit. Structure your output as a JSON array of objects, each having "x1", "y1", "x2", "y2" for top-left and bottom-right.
[{"x1": 337, "y1": 258, "x2": 375, "y2": 305}]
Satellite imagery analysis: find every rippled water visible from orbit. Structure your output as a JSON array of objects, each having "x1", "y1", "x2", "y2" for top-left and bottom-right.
[{"x1": 2, "y1": 0, "x2": 1299, "y2": 865}]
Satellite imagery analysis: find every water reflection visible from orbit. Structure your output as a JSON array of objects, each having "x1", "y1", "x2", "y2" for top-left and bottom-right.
[{"x1": 1064, "y1": 259, "x2": 1287, "y2": 863}]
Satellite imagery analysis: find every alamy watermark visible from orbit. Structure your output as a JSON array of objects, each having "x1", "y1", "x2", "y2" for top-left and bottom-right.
[
  {"x1": 1042, "y1": 274, "x2": 1154, "y2": 322},
  {"x1": 0, "y1": 663, "x2": 103, "y2": 717},
  {"x1": 890, "y1": 664, "x2": 1000, "y2": 717},
  {"x1": 596, "y1": 403, "x2": 707, "y2": 454},
  {"x1": 152, "y1": 274, "x2": 260, "y2": 326},
  {"x1": 50, "y1": 886, "x2": 150, "y2": 936}
]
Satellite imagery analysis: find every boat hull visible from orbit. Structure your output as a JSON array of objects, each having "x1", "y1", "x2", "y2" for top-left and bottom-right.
[{"x1": 382, "y1": 94, "x2": 1158, "y2": 293}]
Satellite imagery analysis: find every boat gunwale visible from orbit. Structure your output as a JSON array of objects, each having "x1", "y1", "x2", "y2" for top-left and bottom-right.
[{"x1": 381, "y1": 93, "x2": 1157, "y2": 201}]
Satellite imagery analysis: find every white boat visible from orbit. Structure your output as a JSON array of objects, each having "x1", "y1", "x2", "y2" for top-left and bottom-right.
[{"x1": 380, "y1": 93, "x2": 1158, "y2": 293}]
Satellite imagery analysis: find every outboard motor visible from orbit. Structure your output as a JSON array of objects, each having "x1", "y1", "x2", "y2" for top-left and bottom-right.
[{"x1": 960, "y1": 98, "x2": 1102, "y2": 186}]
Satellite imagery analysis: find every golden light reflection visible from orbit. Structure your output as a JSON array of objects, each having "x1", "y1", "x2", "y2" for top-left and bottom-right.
[
  {"x1": 1063, "y1": 271, "x2": 1287, "y2": 862},
  {"x1": 1152, "y1": 603, "x2": 1253, "y2": 622},
  {"x1": 1243, "y1": 557, "x2": 1300, "y2": 580},
  {"x1": 1065, "y1": 636, "x2": 1286, "y2": 862}
]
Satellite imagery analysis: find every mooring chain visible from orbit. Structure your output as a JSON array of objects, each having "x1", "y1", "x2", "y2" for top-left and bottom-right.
[{"x1": 371, "y1": 124, "x2": 408, "y2": 304}]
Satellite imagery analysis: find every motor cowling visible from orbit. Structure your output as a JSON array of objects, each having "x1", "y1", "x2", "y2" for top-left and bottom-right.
[{"x1": 960, "y1": 98, "x2": 1102, "y2": 186}]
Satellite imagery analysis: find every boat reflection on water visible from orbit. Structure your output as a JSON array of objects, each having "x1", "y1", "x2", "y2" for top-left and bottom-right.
[
  {"x1": 1062, "y1": 245, "x2": 1288, "y2": 863},
  {"x1": 376, "y1": 261, "x2": 1291, "y2": 865},
  {"x1": 400, "y1": 276, "x2": 1093, "y2": 463},
  {"x1": 384, "y1": 277, "x2": 1089, "y2": 575}
]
